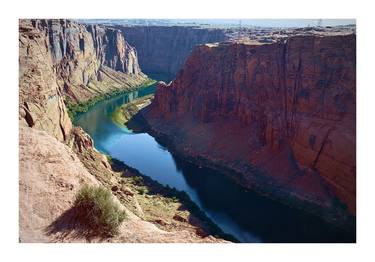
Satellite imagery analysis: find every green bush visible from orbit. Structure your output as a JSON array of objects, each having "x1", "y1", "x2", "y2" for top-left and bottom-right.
[
  {"x1": 74, "y1": 185, "x2": 126, "y2": 236},
  {"x1": 137, "y1": 187, "x2": 146, "y2": 195},
  {"x1": 131, "y1": 176, "x2": 143, "y2": 185}
]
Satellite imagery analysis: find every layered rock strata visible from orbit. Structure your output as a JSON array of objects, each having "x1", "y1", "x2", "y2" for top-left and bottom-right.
[
  {"x1": 117, "y1": 24, "x2": 355, "y2": 77},
  {"x1": 19, "y1": 19, "x2": 148, "y2": 141},
  {"x1": 141, "y1": 34, "x2": 356, "y2": 221}
]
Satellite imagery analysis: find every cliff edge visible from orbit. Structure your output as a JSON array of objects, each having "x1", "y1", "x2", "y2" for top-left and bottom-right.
[
  {"x1": 141, "y1": 34, "x2": 356, "y2": 223},
  {"x1": 19, "y1": 19, "x2": 226, "y2": 243}
]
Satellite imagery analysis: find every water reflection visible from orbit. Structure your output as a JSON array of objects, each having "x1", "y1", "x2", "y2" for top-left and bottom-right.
[{"x1": 75, "y1": 83, "x2": 355, "y2": 243}]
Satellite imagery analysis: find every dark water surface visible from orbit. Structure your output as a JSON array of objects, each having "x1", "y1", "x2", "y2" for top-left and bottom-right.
[{"x1": 74, "y1": 83, "x2": 354, "y2": 243}]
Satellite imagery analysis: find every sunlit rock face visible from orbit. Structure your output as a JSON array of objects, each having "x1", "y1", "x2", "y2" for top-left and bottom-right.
[
  {"x1": 145, "y1": 34, "x2": 356, "y2": 218},
  {"x1": 19, "y1": 19, "x2": 147, "y2": 141},
  {"x1": 87, "y1": 24, "x2": 141, "y2": 75}
]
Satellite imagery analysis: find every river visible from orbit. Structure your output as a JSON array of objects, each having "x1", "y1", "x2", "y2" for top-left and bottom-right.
[{"x1": 74, "y1": 82, "x2": 354, "y2": 243}]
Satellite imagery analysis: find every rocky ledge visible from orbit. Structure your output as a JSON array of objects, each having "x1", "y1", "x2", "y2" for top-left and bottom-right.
[{"x1": 19, "y1": 124, "x2": 229, "y2": 243}]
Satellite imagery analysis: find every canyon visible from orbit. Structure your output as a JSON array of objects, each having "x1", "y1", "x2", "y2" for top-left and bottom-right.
[
  {"x1": 19, "y1": 18, "x2": 356, "y2": 242},
  {"x1": 19, "y1": 19, "x2": 228, "y2": 243},
  {"x1": 138, "y1": 33, "x2": 356, "y2": 225},
  {"x1": 118, "y1": 26, "x2": 229, "y2": 75},
  {"x1": 117, "y1": 24, "x2": 355, "y2": 76},
  {"x1": 19, "y1": 19, "x2": 149, "y2": 141}
]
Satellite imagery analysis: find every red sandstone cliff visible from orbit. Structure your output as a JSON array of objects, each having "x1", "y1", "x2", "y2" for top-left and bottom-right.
[
  {"x1": 143, "y1": 34, "x2": 356, "y2": 219},
  {"x1": 19, "y1": 19, "x2": 149, "y2": 141},
  {"x1": 117, "y1": 25, "x2": 355, "y2": 77}
]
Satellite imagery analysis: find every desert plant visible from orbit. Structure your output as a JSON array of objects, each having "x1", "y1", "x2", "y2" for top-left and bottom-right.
[
  {"x1": 131, "y1": 176, "x2": 144, "y2": 185},
  {"x1": 74, "y1": 185, "x2": 126, "y2": 236},
  {"x1": 137, "y1": 187, "x2": 146, "y2": 195}
]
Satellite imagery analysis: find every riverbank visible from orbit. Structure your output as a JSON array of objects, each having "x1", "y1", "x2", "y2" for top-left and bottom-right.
[
  {"x1": 68, "y1": 89, "x2": 233, "y2": 242},
  {"x1": 128, "y1": 108, "x2": 356, "y2": 237},
  {"x1": 70, "y1": 126, "x2": 234, "y2": 242},
  {"x1": 65, "y1": 78, "x2": 157, "y2": 120},
  {"x1": 81, "y1": 93, "x2": 236, "y2": 241},
  {"x1": 108, "y1": 156, "x2": 238, "y2": 242},
  {"x1": 74, "y1": 85, "x2": 355, "y2": 242},
  {"x1": 112, "y1": 94, "x2": 154, "y2": 126}
]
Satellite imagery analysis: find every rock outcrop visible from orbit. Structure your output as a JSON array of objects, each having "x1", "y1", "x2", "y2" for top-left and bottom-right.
[
  {"x1": 19, "y1": 126, "x2": 225, "y2": 243},
  {"x1": 19, "y1": 19, "x2": 149, "y2": 141},
  {"x1": 87, "y1": 24, "x2": 141, "y2": 75},
  {"x1": 19, "y1": 125, "x2": 99, "y2": 242},
  {"x1": 19, "y1": 21, "x2": 73, "y2": 141},
  {"x1": 141, "y1": 34, "x2": 356, "y2": 221},
  {"x1": 118, "y1": 26, "x2": 228, "y2": 75}
]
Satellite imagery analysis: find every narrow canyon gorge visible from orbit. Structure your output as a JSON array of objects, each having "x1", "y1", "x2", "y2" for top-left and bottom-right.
[
  {"x1": 19, "y1": 19, "x2": 150, "y2": 141},
  {"x1": 19, "y1": 19, "x2": 227, "y2": 243},
  {"x1": 118, "y1": 25, "x2": 229, "y2": 75},
  {"x1": 19, "y1": 19, "x2": 356, "y2": 243},
  {"x1": 140, "y1": 35, "x2": 356, "y2": 225}
]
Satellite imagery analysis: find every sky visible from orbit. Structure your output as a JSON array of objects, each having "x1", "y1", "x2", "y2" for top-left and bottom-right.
[
  {"x1": 78, "y1": 19, "x2": 356, "y2": 28},
  {"x1": 173, "y1": 19, "x2": 355, "y2": 27}
]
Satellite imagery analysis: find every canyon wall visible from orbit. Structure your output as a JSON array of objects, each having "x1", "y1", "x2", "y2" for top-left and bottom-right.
[
  {"x1": 118, "y1": 26, "x2": 229, "y2": 75},
  {"x1": 19, "y1": 19, "x2": 225, "y2": 242},
  {"x1": 143, "y1": 34, "x2": 356, "y2": 219},
  {"x1": 19, "y1": 19, "x2": 148, "y2": 141},
  {"x1": 19, "y1": 20, "x2": 72, "y2": 141}
]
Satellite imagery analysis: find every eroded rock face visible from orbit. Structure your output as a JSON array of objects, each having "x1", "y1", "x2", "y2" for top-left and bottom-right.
[
  {"x1": 119, "y1": 26, "x2": 228, "y2": 75},
  {"x1": 87, "y1": 24, "x2": 141, "y2": 75},
  {"x1": 144, "y1": 34, "x2": 356, "y2": 217},
  {"x1": 71, "y1": 126, "x2": 94, "y2": 153},
  {"x1": 19, "y1": 19, "x2": 148, "y2": 141},
  {"x1": 19, "y1": 22, "x2": 72, "y2": 141},
  {"x1": 29, "y1": 19, "x2": 141, "y2": 75}
]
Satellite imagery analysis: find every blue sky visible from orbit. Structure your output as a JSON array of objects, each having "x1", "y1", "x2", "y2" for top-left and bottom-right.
[{"x1": 174, "y1": 19, "x2": 355, "y2": 27}]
